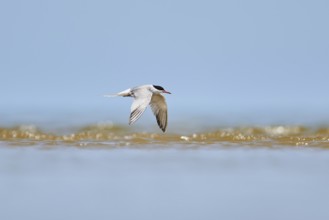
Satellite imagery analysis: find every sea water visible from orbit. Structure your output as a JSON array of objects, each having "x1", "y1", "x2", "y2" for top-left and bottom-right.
[{"x1": 1, "y1": 109, "x2": 329, "y2": 220}]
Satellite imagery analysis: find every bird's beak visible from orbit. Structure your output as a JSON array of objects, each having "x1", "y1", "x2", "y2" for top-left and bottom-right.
[{"x1": 163, "y1": 90, "x2": 171, "y2": 94}]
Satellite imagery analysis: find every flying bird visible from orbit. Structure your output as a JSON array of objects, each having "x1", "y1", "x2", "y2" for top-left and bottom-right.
[{"x1": 105, "y1": 85, "x2": 171, "y2": 132}]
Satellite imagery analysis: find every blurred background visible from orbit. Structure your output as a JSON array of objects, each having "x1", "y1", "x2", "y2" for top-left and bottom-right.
[
  {"x1": 1, "y1": 0, "x2": 329, "y2": 126},
  {"x1": 1, "y1": 2, "x2": 329, "y2": 220}
]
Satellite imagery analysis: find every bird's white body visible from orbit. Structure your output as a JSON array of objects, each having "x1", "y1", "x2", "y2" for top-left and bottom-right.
[{"x1": 105, "y1": 85, "x2": 171, "y2": 132}]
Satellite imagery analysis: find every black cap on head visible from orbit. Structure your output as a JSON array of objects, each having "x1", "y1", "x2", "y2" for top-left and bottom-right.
[{"x1": 153, "y1": 85, "x2": 164, "y2": 91}]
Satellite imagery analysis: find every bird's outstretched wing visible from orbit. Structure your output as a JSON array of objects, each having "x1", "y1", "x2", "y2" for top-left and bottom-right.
[
  {"x1": 129, "y1": 88, "x2": 152, "y2": 125},
  {"x1": 150, "y1": 94, "x2": 168, "y2": 132}
]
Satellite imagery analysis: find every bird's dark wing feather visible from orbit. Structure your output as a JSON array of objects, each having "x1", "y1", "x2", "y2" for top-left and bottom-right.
[{"x1": 150, "y1": 94, "x2": 168, "y2": 132}]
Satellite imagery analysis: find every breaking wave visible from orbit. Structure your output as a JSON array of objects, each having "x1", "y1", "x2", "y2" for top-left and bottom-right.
[{"x1": 1, "y1": 123, "x2": 329, "y2": 149}]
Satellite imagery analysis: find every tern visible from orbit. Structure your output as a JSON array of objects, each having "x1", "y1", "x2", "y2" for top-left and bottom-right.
[{"x1": 105, "y1": 85, "x2": 171, "y2": 132}]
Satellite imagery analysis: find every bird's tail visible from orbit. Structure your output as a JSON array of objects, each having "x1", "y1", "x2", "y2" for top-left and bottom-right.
[
  {"x1": 104, "y1": 89, "x2": 131, "y2": 97},
  {"x1": 103, "y1": 94, "x2": 118, "y2": 97},
  {"x1": 104, "y1": 88, "x2": 132, "y2": 98}
]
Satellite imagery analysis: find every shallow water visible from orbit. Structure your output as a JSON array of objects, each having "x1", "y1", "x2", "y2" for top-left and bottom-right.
[{"x1": 1, "y1": 123, "x2": 329, "y2": 220}]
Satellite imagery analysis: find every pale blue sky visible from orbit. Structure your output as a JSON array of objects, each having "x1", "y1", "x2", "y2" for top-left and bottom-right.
[{"x1": 1, "y1": 0, "x2": 329, "y2": 124}]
